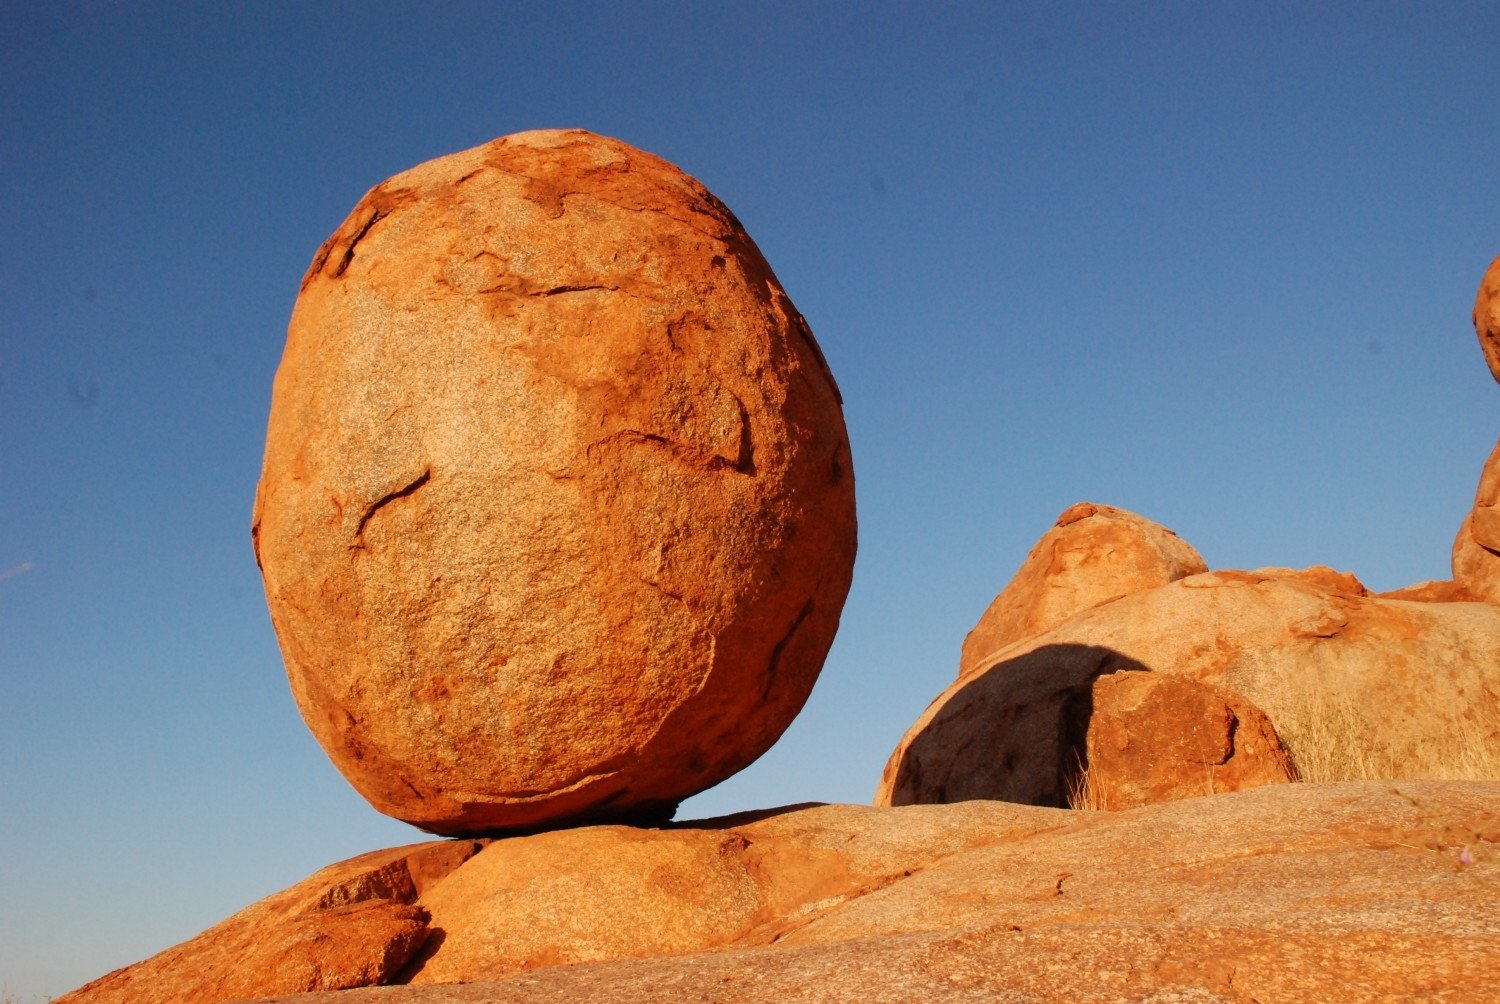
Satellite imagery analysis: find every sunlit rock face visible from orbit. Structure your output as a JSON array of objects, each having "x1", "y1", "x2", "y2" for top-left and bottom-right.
[
  {"x1": 252, "y1": 130, "x2": 856, "y2": 836},
  {"x1": 58, "y1": 785, "x2": 1500, "y2": 1003},
  {"x1": 958, "y1": 502, "x2": 1206, "y2": 680},
  {"x1": 1454, "y1": 438, "x2": 1500, "y2": 604}
]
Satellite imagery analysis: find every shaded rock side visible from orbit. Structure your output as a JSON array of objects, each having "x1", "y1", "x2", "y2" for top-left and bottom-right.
[
  {"x1": 1454, "y1": 438, "x2": 1500, "y2": 605},
  {"x1": 958, "y1": 502, "x2": 1205, "y2": 679},
  {"x1": 880, "y1": 568, "x2": 1500, "y2": 809},
  {"x1": 235, "y1": 782, "x2": 1500, "y2": 1004},
  {"x1": 58, "y1": 840, "x2": 482, "y2": 1004},
  {"x1": 1474, "y1": 253, "x2": 1500, "y2": 383},
  {"x1": 251, "y1": 129, "x2": 857, "y2": 836}
]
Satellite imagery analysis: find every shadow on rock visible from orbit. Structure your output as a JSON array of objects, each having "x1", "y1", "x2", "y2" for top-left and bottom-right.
[{"x1": 882, "y1": 644, "x2": 1148, "y2": 808}]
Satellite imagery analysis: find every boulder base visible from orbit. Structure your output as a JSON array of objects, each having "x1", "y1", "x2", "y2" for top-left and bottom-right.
[
  {"x1": 56, "y1": 841, "x2": 481, "y2": 1004},
  {"x1": 64, "y1": 784, "x2": 1500, "y2": 1004}
]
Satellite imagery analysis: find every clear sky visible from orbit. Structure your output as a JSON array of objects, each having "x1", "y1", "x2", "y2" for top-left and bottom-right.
[{"x1": 3, "y1": 3, "x2": 1497, "y2": 998}]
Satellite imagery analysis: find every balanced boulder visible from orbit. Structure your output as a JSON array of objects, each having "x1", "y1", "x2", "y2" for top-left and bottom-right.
[
  {"x1": 958, "y1": 502, "x2": 1205, "y2": 679},
  {"x1": 252, "y1": 130, "x2": 856, "y2": 835}
]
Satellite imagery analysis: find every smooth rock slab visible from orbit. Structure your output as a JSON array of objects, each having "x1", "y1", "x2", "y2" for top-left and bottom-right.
[
  {"x1": 58, "y1": 840, "x2": 482, "y2": 1004},
  {"x1": 252, "y1": 130, "x2": 856, "y2": 835},
  {"x1": 228, "y1": 782, "x2": 1500, "y2": 1004}
]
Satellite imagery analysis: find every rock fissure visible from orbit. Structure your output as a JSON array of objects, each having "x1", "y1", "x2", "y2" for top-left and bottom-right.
[
  {"x1": 351, "y1": 470, "x2": 431, "y2": 547},
  {"x1": 760, "y1": 600, "x2": 814, "y2": 702},
  {"x1": 585, "y1": 428, "x2": 750, "y2": 475},
  {"x1": 1218, "y1": 714, "x2": 1240, "y2": 768},
  {"x1": 335, "y1": 207, "x2": 390, "y2": 278},
  {"x1": 528, "y1": 284, "x2": 618, "y2": 297}
]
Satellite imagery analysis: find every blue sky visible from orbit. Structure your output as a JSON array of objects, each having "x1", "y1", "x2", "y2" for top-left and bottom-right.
[{"x1": 3, "y1": 3, "x2": 1497, "y2": 998}]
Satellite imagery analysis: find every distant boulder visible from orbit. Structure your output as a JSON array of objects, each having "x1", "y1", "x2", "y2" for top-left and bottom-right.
[
  {"x1": 1077, "y1": 671, "x2": 1297, "y2": 810},
  {"x1": 958, "y1": 502, "x2": 1205, "y2": 679},
  {"x1": 881, "y1": 566, "x2": 1500, "y2": 809}
]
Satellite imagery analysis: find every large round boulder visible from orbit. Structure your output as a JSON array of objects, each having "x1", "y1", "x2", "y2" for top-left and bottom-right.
[{"x1": 252, "y1": 130, "x2": 856, "y2": 835}]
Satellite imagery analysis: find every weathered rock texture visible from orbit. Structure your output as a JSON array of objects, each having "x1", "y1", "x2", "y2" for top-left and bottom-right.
[
  {"x1": 145, "y1": 782, "x2": 1500, "y2": 1004},
  {"x1": 401, "y1": 801, "x2": 1030, "y2": 984},
  {"x1": 1078, "y1": 671, "x2": 1298, "y2": 809},
  {"x1": 1377, "y1": 578, "x2": 1476, "y2": 602},
  {"x1": 1474, "y1": 253, "x2": 1500, "y2": 383},
  {"x1": 1454, "y1": 438, "x2": 1500, "y2": 605},
  {"x1": 958, "y1": 503, "x2": 1205, "y2": 679},
  {"x1": 252, "y1": 130, "x2": 856, "y2": 835},
  {"x1": 880, "y1": 568, "x2": 1500, "y2": 809},
  {"x1": 57, "y1": 840, "x2": 482, "y2": 1004}
]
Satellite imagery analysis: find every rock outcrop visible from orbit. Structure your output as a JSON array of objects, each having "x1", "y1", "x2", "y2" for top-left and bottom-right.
[
  {"x1": 399, "y1": 801, "x2": 1031, "y2": 984},
  {"x1": 252, "y1": 130, "x2": 857, "y2": 836},
  {"x1": 1376, "y1": 578, "x2": 1475, "y2": 602},
  {"x1": 1454, "y1": 439, "x2": 1500, "y2": 605},
  {"x1": 880, "y1": 567, "x2": 1500, "y2": 809},
  {"x1": 958, "y1": 503, "x2": 1205, "y2": 679},
  {"x1": 1075, "y1": 671, "x2": 1298, "y2": 809},
  {"x1": 1474, "y1": 254, "x2": 1500, "y2": 383},
  {"x1": 68, "y1": 156, "x2": 1500, "y2": 1004},
  {"x1": 69, "y1": 783, "x2": 1495, "y2": 1004},
  {"x1": 57, "y1": 841, "x2": 482, "y2": 1004}
]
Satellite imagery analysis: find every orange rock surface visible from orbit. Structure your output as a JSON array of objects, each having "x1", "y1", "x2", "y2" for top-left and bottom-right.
[
  {"x1": 880, "y1": 568, "x2": 1500, "y2": 809},
  {"x1": 1474, "y1": 254, "x2": 1500, "y2": 383},
  {"x1": 401, "y1": 801, "x2": 1022, "y2": 984},
  {"x1": 88, "y1": 782, "x2": 1496, "y2": 1004},
  {"x1": 1454, "y1": 438, "x2": 1500, "y2": 605},
  {"x1": 1080, "y1": 671, "x2": 1297, "y2": 809},
  {"x1": 1470, "y1": 439, "x2": 1500, "y2": 547},
  {"x1": 958, "y1": 502, "x2": 1205, "y2": 679},
  {"x1": 1376, "y1": 578, "x2": 1475, "y2": 602},
  {"x1": 252, "y1": 130, "x2": 856, "y2": 836},
  {"x1": 56, "y1": 840, "x2": 481, "y2": 1004}
]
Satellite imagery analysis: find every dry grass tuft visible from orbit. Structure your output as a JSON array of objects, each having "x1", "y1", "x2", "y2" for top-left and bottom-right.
[
  {"x1": 1066, "y1": 681, "x2": 1500, "y2": 810},
  {"x1": 1065, "y1": 754, "x2": 1107, "y2": 811},
  {"x1": 1273, "y1": 682, "x2": 1500, "y2": 784}
]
